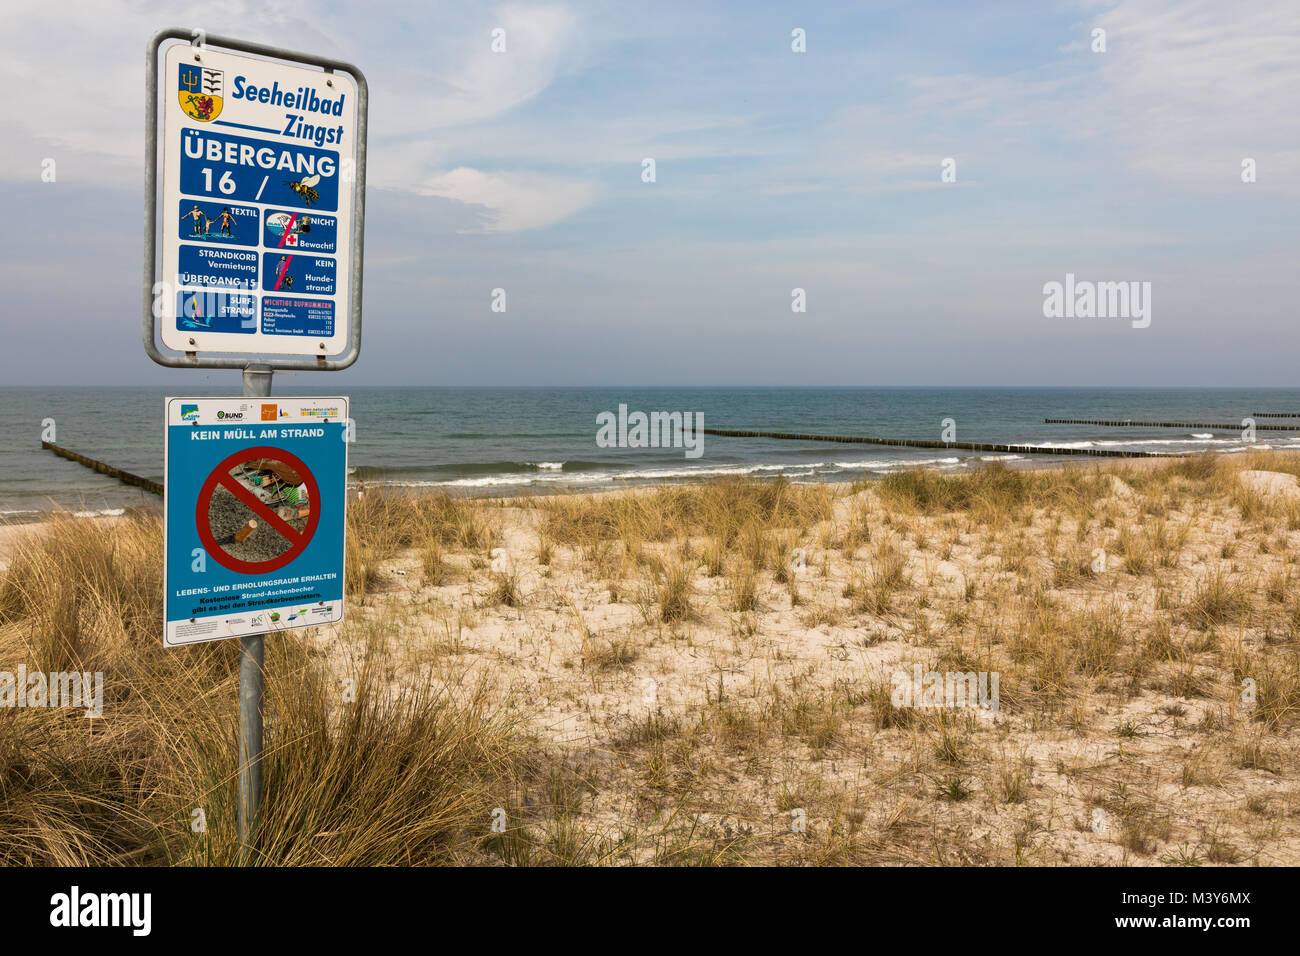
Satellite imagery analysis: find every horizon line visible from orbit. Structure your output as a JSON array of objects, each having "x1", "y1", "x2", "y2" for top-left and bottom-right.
[{"x1": 3, "y1": 383, "x2": 1300, "y2": 391}]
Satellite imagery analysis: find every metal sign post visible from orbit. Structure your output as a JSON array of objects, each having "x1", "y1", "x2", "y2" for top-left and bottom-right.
[
  {"x1": 239, "y1": 365, "x2": 270, "y2": 859},
  {"x1": 145, "y1": 28, "x2": 366, "y2": 862}
]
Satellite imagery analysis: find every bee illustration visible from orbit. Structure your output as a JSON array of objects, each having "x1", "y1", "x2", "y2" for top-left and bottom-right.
[{"x1": 285, "y1": 173, "x2": 321, "y2": 206}]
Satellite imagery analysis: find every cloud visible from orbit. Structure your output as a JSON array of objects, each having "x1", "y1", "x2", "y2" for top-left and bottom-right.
[
  {"x1": 411, "y1": 166, "x2": 594, "y2": 232},
  {"x1": 0, "y1": 1, "x2": 586, "y2": 189},
  {"x1": 872, "y1": 0, "x2": 1300, "y2": 195},
  {"x1": 1090, "y1": 0, "x2": 1300, "y2": 191},
  {"x1": 0, "y1": 0, "x2": 335, "y2": 186},
  {"x1": 369, "y1": 3, "x2": 581, "y2": 136}
]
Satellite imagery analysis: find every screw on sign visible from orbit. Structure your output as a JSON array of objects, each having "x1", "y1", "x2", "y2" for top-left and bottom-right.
[{"x1": 196, "y1": 447, "x2": 321, "y2": 575}]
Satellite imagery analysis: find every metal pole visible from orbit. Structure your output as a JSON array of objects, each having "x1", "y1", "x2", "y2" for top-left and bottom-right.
[{"x1": 238, "y1": 364, "x2": 272, "y2": 861}]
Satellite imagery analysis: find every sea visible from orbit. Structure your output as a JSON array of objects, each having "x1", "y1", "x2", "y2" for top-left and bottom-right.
[{"x1": 3, "y1": 386, "x2": 1299, "y2": 523}]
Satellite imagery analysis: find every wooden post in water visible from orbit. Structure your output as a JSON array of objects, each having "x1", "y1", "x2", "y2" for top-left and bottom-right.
[
  {"x1": 1044, "y1": 418, "x2": 1298, "y2": 432},
  {"x1": 40, "y1": 442, "x2": 163, "y2": 495},
  {"x1": 700, "y1": 428, "x2": 1183, "y2": 459}
]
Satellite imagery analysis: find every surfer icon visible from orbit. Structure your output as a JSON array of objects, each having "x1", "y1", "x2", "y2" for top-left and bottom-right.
[{"x1": 181, "y1": 292, "x2": 212, "y2": 329}]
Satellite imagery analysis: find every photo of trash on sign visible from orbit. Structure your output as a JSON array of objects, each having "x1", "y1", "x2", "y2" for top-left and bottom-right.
[{"x1": 206, "y1": 456, "x2": 313, "y2": 563}]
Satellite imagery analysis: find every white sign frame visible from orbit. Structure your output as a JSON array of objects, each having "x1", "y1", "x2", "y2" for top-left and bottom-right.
[{"x1": 145, "y1": 29, "x2": 367, "y2": 370}]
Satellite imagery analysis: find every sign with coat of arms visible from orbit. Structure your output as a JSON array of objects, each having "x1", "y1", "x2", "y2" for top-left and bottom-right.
[{"x1": 157, "y1": 43, "x2": 360, "y2": 359}]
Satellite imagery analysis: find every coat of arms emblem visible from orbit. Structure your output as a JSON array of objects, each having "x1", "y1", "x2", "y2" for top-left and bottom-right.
[{"x1": 178, "y1": 64, "x2": 223, "y2": 122}]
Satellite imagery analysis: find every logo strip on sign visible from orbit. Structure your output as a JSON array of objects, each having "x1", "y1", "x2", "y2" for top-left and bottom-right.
[{"x1": 144, "y1": 29, "x2": 368, "y2": 371}]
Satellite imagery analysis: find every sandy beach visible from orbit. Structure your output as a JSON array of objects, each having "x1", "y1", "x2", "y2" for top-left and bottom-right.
[{"x1": 3, "y1": 451, "x2": 1299, "y2": 865}]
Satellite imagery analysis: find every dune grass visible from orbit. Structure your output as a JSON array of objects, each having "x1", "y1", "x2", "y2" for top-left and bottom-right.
[
  {"x1": 539, "y1": 476, "x2": 833, "y2": 547},
  {"x1": 0, "y1": 513, "x2": 522, "y2": 866}
]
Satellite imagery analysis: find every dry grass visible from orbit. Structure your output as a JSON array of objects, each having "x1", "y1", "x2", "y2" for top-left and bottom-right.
[
  {"x1": 540, "y1": 476, "x2": 832, "y2": 547},
  {"x1": 0, "y1": 513, "x2": 522, "y2": 866}
]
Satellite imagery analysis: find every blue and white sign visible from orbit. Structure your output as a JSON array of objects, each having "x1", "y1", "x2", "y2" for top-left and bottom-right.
[
  {"x1": 163, "y1": 396, "x2": 349, "y2": 647},
  {"x1": 262, "y1": 253, "x2": 336, "y2": 294},
  {"x1": 178, "y1": 245, "x2": 259, "y2": 288},
  {"x1": 178, "y1": 128, "x2": 341, "y2": 211},
  {"x1": 260, "y1": 297, "x2": 335, "y2": 336},
  {"x1": 159, "y1": 44, "x2": 359, "y2": 357},
  {"x1": 263, "y1": 209, "x2": 337, "y2": 253},
  {"x1": 178, "y1": 199, "x2": 259, "y2": 246},
  {"x1": 177, "y1": 289, "x2": 257, "y2": 335}
]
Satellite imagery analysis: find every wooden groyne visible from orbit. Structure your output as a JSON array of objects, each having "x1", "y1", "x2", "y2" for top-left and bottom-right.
[
  {"x1": 41, "y1": 442, "x2": 163, "y2": 496},
  {"x1": 1252, "y1": 413, "x2": 1300, "y2": 418},
  {"x1": 700, "y1": 429, "x2": 1179, "y2": 458},
  {"x1": 1044, "y1": 418, "x2": 1299, "y2": 432}
]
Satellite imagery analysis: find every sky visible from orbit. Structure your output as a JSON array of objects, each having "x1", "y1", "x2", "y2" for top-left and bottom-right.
[{"x1": 0, "y1": 0, "x2": 1297, "y2": 387}]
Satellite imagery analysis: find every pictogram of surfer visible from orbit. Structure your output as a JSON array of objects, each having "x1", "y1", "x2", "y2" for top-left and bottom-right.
[{"x1": 182, "y1": 292, "x2": 212, "y2": 329}]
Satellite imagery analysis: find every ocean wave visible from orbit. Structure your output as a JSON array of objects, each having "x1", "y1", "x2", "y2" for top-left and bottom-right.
[
  {"x1": 828, "y1": 456, "x2": 963, "y2": 470},
  {"x1": 374, "y1": 455, "x2": 982, "y2": 489},
  {"x1": 610, "y1": 464, "x2": 814, "y2": 481},
  {"x1": 1028, "y1": 436, "x2": 1270, "y2": 449},
  {"x1": 390, "y1": 476, "x2": 546, "y2": 489},
  {"x1": 353, "y1": 460, "x2": 595, "y2": 479},
  {"x1": 441, "y1": 432, "x2": 584, "y2": 440}
]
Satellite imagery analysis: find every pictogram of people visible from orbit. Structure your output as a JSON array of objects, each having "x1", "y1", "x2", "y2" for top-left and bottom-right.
[{"x1": 184, "y1": 204, "x2": 207, "y2": 235}]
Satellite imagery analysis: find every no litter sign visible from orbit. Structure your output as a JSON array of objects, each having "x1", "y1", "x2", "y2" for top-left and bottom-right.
[
  {"x1": 195, "y1": 446, "x2": 321, "y2": 574},
  {"x1": 164, "y1": 396, "x2": 348, "y2": 646}
]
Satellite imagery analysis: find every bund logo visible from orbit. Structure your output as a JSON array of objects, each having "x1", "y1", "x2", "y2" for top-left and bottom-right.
[{"x1": 178, "y1": 64, "x2": 224, "y2": 122}]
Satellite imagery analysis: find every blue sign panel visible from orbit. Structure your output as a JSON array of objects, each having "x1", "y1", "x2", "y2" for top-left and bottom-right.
[
  {"x1": 260, "y1": 297, "x2": 335, "y2": 337},
  {"x1": 176, "y1": 290, "x2": 257, "y2": 334},
  {"x1": 179, "y1": 127, "x2": 340, "y2": 212},
  {"x1": 177, "y1": 199, "x2": 259, "y2": 246},
  {"x1": 263, "y1": 209, "x2": 337, "y2": 253},
  {"x1": 163, "y1": 396, "x2": 349, "y2": 647},
  {"x1": 262, "y1": 253, "x2": 336, "y2": 294},
  {"x1": 177, "y1": 244, "x2": 258, "y2": 289}
]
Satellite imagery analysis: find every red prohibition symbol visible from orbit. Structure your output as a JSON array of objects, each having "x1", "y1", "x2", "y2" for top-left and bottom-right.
[{"x1": 196, "y1": 446, "x2": 322, "y2": 575}]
